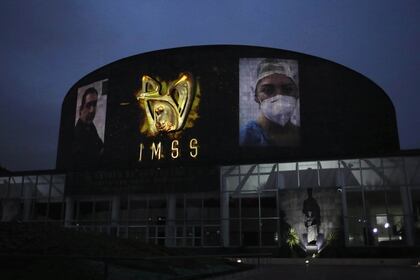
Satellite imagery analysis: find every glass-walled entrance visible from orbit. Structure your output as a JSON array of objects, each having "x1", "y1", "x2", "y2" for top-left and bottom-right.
[
  {"x1": 66, "y1": 193, "x2": 221, "y2": 247},
  {"x1": 220, "y1": 156, "x2": 420, "y2": 248},
  {"x1": 1, "y1": 155, "x2": 419, "y2": 249}
]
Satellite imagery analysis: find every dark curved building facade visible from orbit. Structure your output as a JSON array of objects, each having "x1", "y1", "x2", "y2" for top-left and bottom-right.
[
  {"x1": 1, "y1": 46, "x2": 419, "y2": 254},
  {"x1": 57, "y1": 45, "x2": 399, "y2": 171}
]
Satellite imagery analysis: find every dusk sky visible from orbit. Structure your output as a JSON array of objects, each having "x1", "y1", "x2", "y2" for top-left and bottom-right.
[{"x1": 0, "y1": 0, "x2": 419, "y2": 171}]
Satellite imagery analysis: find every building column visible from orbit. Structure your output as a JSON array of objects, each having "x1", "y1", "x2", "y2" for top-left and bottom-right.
[
  {"x1": 64, "y1": 197, "x2": 74, "y2": 226},
  {"x1": 111, "y1": 196, "x2": 120, "y2": 237},
  {"x1": 111, "y1": 196, "x2": 120, "y2": 225},
  {"x1": 221, "y1": 191, "x2": 230, "y2": 247},
  {"x1": 337, "y1": 166, "x2": 349, "y2": 247},
  {"x1": 22, "y1": 183, "x2": 33, "y2": 221},
  {"x1": 166, "y1": 194, "x2": 176, "y2": 247},
  {"x1": 400, "y1": 186, "x2": 414, "y2": 246}
]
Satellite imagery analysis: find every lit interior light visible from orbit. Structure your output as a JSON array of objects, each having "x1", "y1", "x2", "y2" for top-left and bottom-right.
[
  {"x1": 236, "y1": 259, "x2": 242, "y2": 263},
  {"x1": 373, "y1": 227, "x2": 378, "y2": 234},
  {"x1": 384, "y1": 222, "x2": 390, "y2": 229},
  {"x1": 305, "y1": 260, "x2": 310, "y2": 264}
]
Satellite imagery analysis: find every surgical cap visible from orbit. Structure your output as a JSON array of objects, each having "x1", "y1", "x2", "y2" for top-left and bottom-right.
[{"x1": 255, "y1": 58, "x2": 297, "y2": 87}]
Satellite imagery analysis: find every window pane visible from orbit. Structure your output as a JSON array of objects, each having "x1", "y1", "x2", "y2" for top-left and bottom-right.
[
  {"x1": 319, "y1": 160, "x2": 339, "y2": 188},
  {"x1": 361, "y1": 158, "x2": 381, "y2": 168},
  {"x1": 229, "y1": 197, "x2": 240, "y2": 218},
  {"x1": 369, "y1": 214, "x2": 405, "y2": 246},
  {"x1": 224, "y1": 176, "x2": 239, "y2": 192},
  {"x1": 388, "y1": 215, "x2": 406, "y2": 245},
  {"x1": 0, "y1": 177, "x2": 9, "y2": 198},
  {"x1": 299, "y1": 161, "x2": 318, "y2": 170},
  {"x1": 299, "y1": 169, "x2": 318, "y2": 188},
  {"x1": 386, "y1": 190, "x2": 403, "y2": 215},
  {"x1": 362, "y1": 168, "x2": 383, "y2": 188},
  {"x1": 299, "y1": 162, "x2": 319, "y2": 188},
  {"x1": 221, "y1": 165, "x2": 239, "y2": 176},
  {"x1": 120, "y1": 196, "x2": 129, "y2": 221},
  {"x1": 260, "y1": 193, "x2": 277, "y2": 217},
  {"x1": 365, "y1": 190, "x2": 387, "y2": 216},
  {"x1": 34, "y1": 203, "x2": 47, "y2": 220},
  {"x1": 242, "y1": 219, "x2": 259, "y2": 246},
  {"x1": 346, "y1": 188, "x2": 363, "y2": 217},
  {"x1": 149, "y1": 199, "x2": 166, "y2": 222},
  {"x1": 51, "y1": 174, "x2": 65, "y2": 199},
  {"x1": 240, "y1": 165, "x2": 256, "y2": 175},
  {"x1": 36, "y1": 175, "x2": 51, "y2": 202},
  {"x1": 411, "y1": 188, "x2": 420, "y2": 244},
  {"x1": 319, "y1": 160, "x2": 339, "y2": 169},
  {"x1": 48, "y1": 202, "x2": 63, "y2": 220},
  {"x1": 405, "y1": 157, "x2": 420, "y2": 185},
  {"x1": 130, "y1": 200, "x2": 148, "y2": 221},
  {"x1": 23, "y1": 176, "x2": 37, "y2": 199},
  {"x1": 128, "y1": 226, "x2": 147, "y2": 241},
  {"x1": 95, "y1": 201, "x2": 111, "y2": 222},
  {"x1": 346, "y1": 217, "x2": 368, "y2": 246},
  {"x1": 260, "y1": 174, "x2": 276, "y2": 190},
  {"x1": 9, "y1": 176, "x2": 22, "y2": 198},
  {"x1": 383, "y1": 158, "x2": 406, "y2": 186},
  {"x1": 341, "y1": 160, "x2": 361, "y2": 187},
  {"x1": 242, "y1": 175, "x2": 259, "y2": 192},
  {"x1": 176, "y1": 198, "x2": 184, "y2": 220},
  {"x1": 203, "y1": 197, "x2": 220, "y2": 220},
  {"x1": 259, "y1": 163, "x2": 276, "y2": 173},
  {"x1": 278, "y1": 171, "x2": 298, "y2": 189},
  {"x1": 241, "y1": 196, "x2": 259, "y2": 218},
  {"x1": 186, "y1": 199, "x2": 202, "y2": 220},
  {"x1": 261, "y1": 219, "x2": 278, "y2": 246},
  {"x1": 79, "y1": 201, "x2": 94, "y2": 221},
  {"x1": 229, "y1": 220, "x2": 240, "y2": 246},
  {"x1": 203, "y1": 226, "x2": 221, "y2": 246}
]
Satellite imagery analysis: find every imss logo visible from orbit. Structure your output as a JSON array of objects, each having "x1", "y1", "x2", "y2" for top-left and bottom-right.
[{"x1": 135, "y1": 73, "x2": 200, "y2": 160}]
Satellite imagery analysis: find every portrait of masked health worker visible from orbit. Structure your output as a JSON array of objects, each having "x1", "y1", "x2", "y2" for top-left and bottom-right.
[{"x1": 240, "y1": 58, "x2": 300, "y2": 147}]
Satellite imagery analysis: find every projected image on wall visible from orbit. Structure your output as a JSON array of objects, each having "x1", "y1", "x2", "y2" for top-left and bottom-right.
[
  {"x1": 239, "y1": 58, "x2": 300, "y2": 147},
  {"x1": 133, "y1": 73, "x2": 201, "y2": 162},
  {"x1": 73, "y1": 79, "x2": 108, "y2": 167},
  {"x1": 135, "y1": 73, "x2": 199, "y2": 138}
]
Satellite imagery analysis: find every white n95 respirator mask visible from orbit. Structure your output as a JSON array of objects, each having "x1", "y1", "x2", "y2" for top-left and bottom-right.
[{"x1": 260, "y1": 95, "x2": 298, "y2": 126}]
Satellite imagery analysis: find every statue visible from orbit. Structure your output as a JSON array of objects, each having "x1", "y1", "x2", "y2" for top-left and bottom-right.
[{"x1": 302, "y1": 188, "x2": 320, "y2": 245}]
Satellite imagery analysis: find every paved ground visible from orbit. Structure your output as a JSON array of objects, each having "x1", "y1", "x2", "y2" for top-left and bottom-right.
[{"x1": 212, "y1": 264, "x2": 420, "y2": 280}]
